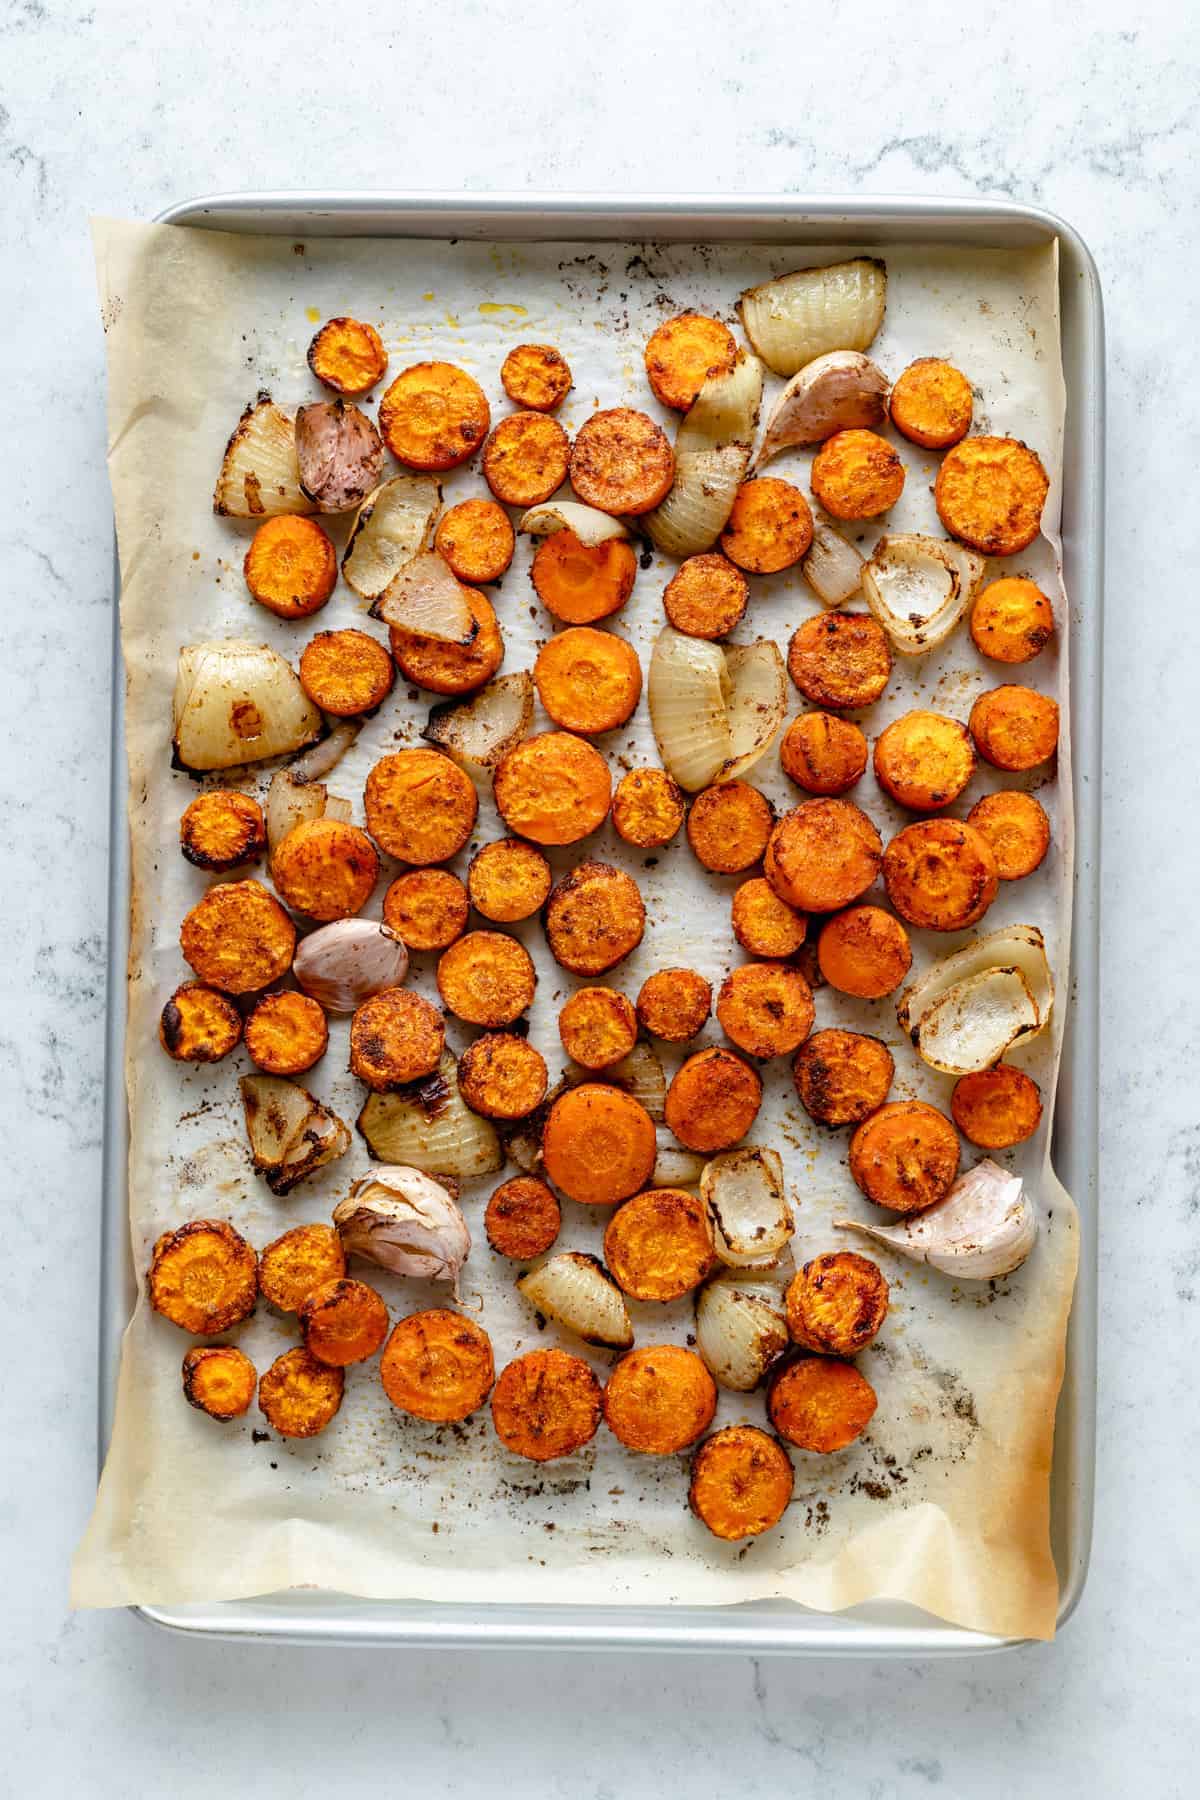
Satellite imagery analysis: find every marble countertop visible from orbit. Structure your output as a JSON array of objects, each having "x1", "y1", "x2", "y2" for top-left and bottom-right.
[{"x1": 3, "y1": 2, "x2": 1196, "y2": 1793}]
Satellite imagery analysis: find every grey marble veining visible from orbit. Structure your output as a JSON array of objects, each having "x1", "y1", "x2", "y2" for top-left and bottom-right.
[{"x1": 2, "y1": 1, "x2": 1198, "y2": 1794}]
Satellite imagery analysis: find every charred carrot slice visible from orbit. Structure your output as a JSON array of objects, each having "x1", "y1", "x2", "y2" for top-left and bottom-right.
[
  {"x1": 383, "y1": 868, "x2": 470, "y2": 951},
  {"x1": 785, "y1": 1252, "x2": 889, "y2": 1356},
  {"x1": 849, "y1": 1100, "x2": 960, "y2": 1213},
  {"x1": 182, "y1": 1344, "x2": 257, "y2": 1421},
  {"x1": 689, "y1": 1425, "x2": 794, "y2": 1540},
  {"x1": 501, "y1": 343, "x2": 572, "y2": 412},
  {"x1": 484, "y1": 1176, "x2": 562, "y2": 1260},
  {"x1": 792, "y1": 1027, "x2": 895, "y2": 1127},
  {"x1": 300, "y1": 1276, "x2": 389, "y2": 1367},
  {"x1": 569, "y1": 407, "x2": 675, "y2": 515},
  {"x1": 380, "y1": 1309, "x2": 495, "y2": 1422},
  {"x1": 378, "y1": 361, "x2": 490, "y2": 471},
  {"x1": 490, "y1": 1348, "x2": 602, "y2": 1461},
  {"x1": 767, "y1": 1357, "x2": 876, "y2": 1452},
  {"x1": 308, "y1": 316, "x2": 388, "y2": 397}
]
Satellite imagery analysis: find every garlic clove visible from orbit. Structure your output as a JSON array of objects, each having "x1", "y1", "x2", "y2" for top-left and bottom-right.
[
  {"x1": 333, "y1": 1165, "x2": 471, "y2": 1298},
  {"x1": 293, "y1": 919, "x2": 410, "y2": 1014},
  {"x1": 754, "y1": 351, "x2": 890, "y2": 466},
  {"x1": 836, "y1": 1159, "x2": 1037, "y2": 1281}
]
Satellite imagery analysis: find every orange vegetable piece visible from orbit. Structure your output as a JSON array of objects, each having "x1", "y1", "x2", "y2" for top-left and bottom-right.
[
  {"x1": 501, "y1": 342, "x2": 572, "y2": 412},
  {"x1": 544, "y1": 861, "x2": 645, "y2": 975},
  {"x1": 182, "y1": 1344, "x2": 257, "y2": 1421},
  {"x1": 603, "y1": 1345, "x2": 717, "y2": 1454},
  {"x1": 689, "y1": 1425, "x2": 794, "y2": 1540},
  {"x1": 888, "y1": 357, "x2": 973, "y2": 449},
  {"x1": 768, "y1": 1358, "x2": 877, "y2": 1453},
  {"x1": 349, "y1": 987, "x2": 445, "y2": 1089},
  {"x1": 664, "y1": 1046, "x2": 762, "y2": 1152},
  {"x1": 662, "y1": 552, "x2": 748, "y2": 639},
  {"x1": 611, "y1": 767, "x2": 685, "y2": 848},
  {"x1": 483, "y1": 410, "x2": 571, "y2": 507},
  {"x1": 969, "y1": 684, "x2": 1059, "y2": 771},
  {"x1": 849, "y1": 1100, "x2": 960, "y2": 1213},
  {"x1": 300, "y1": 1276, "x2": 389, "y2": 1367},
  {"x1": 389, "y1": 585, "x2": 504, "y2": 695},
  {"x1": 258, "y1": 1347, "x2": 344, "y2": 1438},
  {"x1": 243, "y1": 514, "x2": 337, "y2": 619},
  {"x1": 179, "y1": 788, "x2": 266, "y2": 871},
  {"x1": 299, "y1": 628, "x2": 395, "y2": 715},
  {"x1": 534, "y1": 626, "x2": 642, "y2": 734},
  {"x1": 180, "y1": 879, "x2": 295, "y2": 994},
  {"x1": 244, "y1": 989, "x2": 329, "y2": 1075},
  {"x1": 785, "y1": 1251, "x2": 889, "y2": 1356},
  {"x1": 484, "y1": 1176, "x2": 562, "y2": 1260},
  {"x1": 765, "y1": 799, "x2": 882, "y2": 914},
  {"x1": 644, "y1": 312, "x2": 737, "y2": 411},
  {"x1": 307, "y1": 316, "x2": 388, "y2": 397},
  {"x1": 491, "y1": 1348, "x2": 602, "y2": 1461},
  {"x1": 378, "y1": 360, "x2": 490, "y2": 471},
  {"x1": 531, "y1": 528, "x2": 637, "y2": 625},
  {"x1": 635, "y1": 968, "x2": 712, "y2": 1041},
  {"x1": 935, "y1": 435, "x2": 1049, "y2": 556},
  {"x1": 158, "y1": 983, "x2": 242, "y2": 1063},
  {"x1": 380, "y1": 1309, "x2": 495, "y2": 1422},
  {"x1": 436, "y1": 930, "x2": 536, "y2": 1027},
  {"x1": 148, "y1": 1220, "x2": 257, "y2": 1336},
  {"x1": 720, "y1": 477, "x2": 814, "y2": 574},
  {"x1": 716, "y1": 962, "x2": 815, "y2": 1059},
  {"x1": 873, "y1": 709, "x2": 976, "y2": 811},
  {"x1": 882, "y1": 819, "x2": 999, "y2": 932},
  {"x1": 686, "y1": 780, "x2": 774, "y2": 874},
  {"x1": 258, "y1": 1223, "x2": 346, "y2": 1314},
  {"x1": 383, "y1": 868, "x2": 470, "y2": 951},
  {"x1": 541, "y1": 1083, "x2": 657, "y2": 1206},
  {"x1": 793, "y1": 1028, "x2": 894, "y2": 1127},
  {"x1": 811, "y1": 428, "x2": 905, "y2": 520},
  {"x1": 951, "y1": 1065, "x2": 1043, "y2": 1149},
  {"x1": 458, "y1": 1031, "x2": 548, "y2": 1119},
  {"x1": 970, "y1": 576, "x2": 1054, "y2": 663},
  {"x1": 364, "y1": 747, "x2": 479, "y2": 865},
  {"x1": 779, "y1": 711, "x2": 868, "y2": 795},
  {"x1": 604, "y1": 1188, "x2": 715, "y2": 1301},
  {"x1": 816, "y1": 906, "x2": 912, "y2": 999},
  {"x1": 558, "y1": 986, "x2": 638, "y2": 1070},
  {"x1": 966, "y1": 789, "x2": 1050, "y2": 880},
  {"x1": 730, "y1": 879, "x2": 807, "y2": 960},
  {"x1": 467, "y1": 837, "x2": 552, "y2": 922},
  {"x1": 569, "y1": 407, "x2": 675, "y2": 515},
  {"x1": 787, "y1": 610, "x2": 892, "y2": 710},
  {"x1": 434, "y1": 498, "x2": 515, "y2": 584},
  {"x1": 493, "y1": 731, "x2": 611, "y2": 846},
  {"x1": 271, "y1": 817, "x2": 379, "y2": 921}
]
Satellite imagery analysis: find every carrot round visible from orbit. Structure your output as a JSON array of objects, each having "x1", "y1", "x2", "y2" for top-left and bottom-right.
[
  {"x1": 966, "y1": 789, "x2": 1050, "y2": 880},
  {"x1": 491, "y1": 1348, "x2": 602, "y2": 1462},
  {"x1": 437, "y1": 930, "x2": 536, "y2": 1027},
  {"x1": 534, "y1": 626, "x2": 642, "y2": 734},
  {"x1": 644, "y1": 311, "x2": 736, "y2": 411},
  {"x1": 364, "y1": 747, "x2": 478, "y2": 865},
  {"x1": 149, "y1": 1219, "x2": 257, "y2": 1336},
  {"x1": 307, "y1": 316, "x2": 388, "y2": 397},
  {"x1": 951, "y1": 1064, "x2": 1043, "y2": 1149},
  {"x1": 244, "y1": 515, "x2": 337, "y2": 619},
  {"x1": 300, "y1": 1276, "x2": 389, "y2": 1367},
  {"x1": 483, "y1": 411, "x2": 571, "y2": 507},
  {"x1": 457, "y1": 1031, "x2": 548, "y2": 1119},
  {"x1": 530, "y1": 529, "x2": 637, "y2": 624},
  {"x1": 730, "y1": 878, "x2": 807, "y2": 960},
  {"x1": 179, "y1": 789, "x2": 266, "y2": 872},
  {"x1": 882, "y1": 819, "x2": 998, "y2": 931},
  {"x1": 969, "y1": 684, "x2": 1059, "y2": 771},
  {"x1": 779, "y1": 711, "x2": 868, "y2": 795},
  {"x1": 541, "y1": 1083, "x2": 657, "y2": 1206},
  {"x1": 849, "y1": 1100, "x2": 960, "y2": 1213},
  {"x1": 271, "y1": 817, "x2": 379, "y2": 921},
  {"x1": 603, "y1": 1345, "x2": 717, "y2": 1454},
  {"x1": 299, "y1": 628, "x2": 395, "y2": 715},
  {"x1": 785, "y1": 1251, "x2": 889, "y2": 1356},
  {"x1": 787, "y1": 611, "x2": 892, "y2": 710},
  {"x1": 662, "y1": 553, "x2": 748, "y2": 639},
  {"x1": 484, "y1": 1177, "x2": 562, "y2": 1260},
  {"x1": 970, "y1": 576, "x2": 1054, "y2": 663},
  {"x1": 258, "y1": 1223, "x2": 346, "y2": 1314},
  {"x1": 558, "y1": 986, "x2": 638, "y2": 1070},
  {"x1": 935, "y1": 435, "x2": 1049, "y2": 556},
  {"x1": 544, "y1": 861, "x2": 644, "y2": 975},
  {"x1": 816, "y1": 906, "x2": 911, "y2": 999},
  {"x1": 664, "y1": 1046, "x2": 762, "y2": 1152},
  {"x1": 603, "y1": 1188, "x2": 715, "y2": 1302},
  {"x1": 764, "y1": 799, "x2": 882, "y2": 914},
  {"x1": 793, "y1": 1027, "x2": 894, "y2": 1127},
  {"x1": 635, "y1": 968, "x2": 712, "y2": 1042},
  {"x1": 686, "y1": 781, "x2": 774, "y2": 874},
  {"x1": 349, "y1": 987, "x2": 444, "y2": 1089},
  {"x1": 493, "y1": 732, "x2": 612, "y2": 846},
  {"x1": 435, "y1": 498, "x2": 516, "y2": 584},
  {"x1": 719, "y1": 477, "x2": 814, "y2": 574},
  {"x1": 611, "y1": 767, "x2": 686, "y2": 848},
  {"x1": 689, "y1": 1425, "x2": 794, "y2": 1540},
  {"x1": 768, "y1": 1357, "x2": 876, "y2": 1453},
  {"x1": 569, "y1": 407, "x2": 675, "y2": 515},
  {"x1": 888, "y1": 357, "x2": 973, "y2": 449},
  {"x1": 180, "y1": 880, "x2": 295, "y2": 994},
  {"x1": 382, "y1": 868, "x2": 470, "y2": 951},
  {"x1": 811, "y1": 428, "x2": 905, "y2": 520},
  {"x1": 467, "y1": 837, "x2": 553, "y2": 922},
  {"x1": 158, "y1": 983, "x2": 242, "y2": 1064},
  {"x1": 716, "y1": 962, "x2": 815, "y2": 1059},
  {"x1": 380, "y1": 1309, "x2": 495, "y2": 1422},
  {"x1": 244, "y1": 989, "x2": 328, "y2": 1075},
  {"x1": 258, "y1": 1348, "x2": 344, "y2": 1438},
  {"x1": 390, "y1": 585, "x2": 504, "y2": 695},
  {"x1": 182, "y1": 1344, "x2": 257, "y2": 1421},
  {"x1": 379, "y1": 361, "x2": 490, "y2": 470},
  {"x1": 501, "y1": 342, "x2": 572, "y2": 412},
  {"x1": 873, "y1": 709, "x2": 975, "y2": 811}
]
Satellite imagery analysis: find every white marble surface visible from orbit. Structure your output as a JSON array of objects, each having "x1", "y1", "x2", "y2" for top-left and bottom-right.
[{"x1": 2, "y1": 1, "x2": 1197, "y2": 1792}]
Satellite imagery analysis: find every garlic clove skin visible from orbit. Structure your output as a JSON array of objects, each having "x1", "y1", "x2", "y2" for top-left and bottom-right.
[
  {"x1": 333, "y1": 1166, "x2": 471, "y2": 1298},
  {"x1": 836, "y1": 1159, "x2": 1037, "y2": 1281},
  {"x1": 293, "y1": 920, "x2": 409, "y2": 1014},
  {"x1": 755, "y1": 351, "x2": 890, "y2": 466}
]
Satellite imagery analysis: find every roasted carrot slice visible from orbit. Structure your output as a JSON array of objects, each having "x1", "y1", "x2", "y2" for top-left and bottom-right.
[
  {"x1": 179, "y1": 789, "x2": 266, "y2": 871},
  {"x1": 635, "y1": 968, "x2": 712, "y2": 1041},
  {"x1": 716, "y1": 962, "x2": 815, "y2": 1059},
  {"x1": 308, "y1": 316, "x2": 388, "y2": 397},
  {"x1": 969, "y1": 684, "x2": 1059, "y2": 771},
  {"x1": 364, "y1": 747, "x2": 479, "y2": 865},
  {"x1": 686, "y1": 780, "x2": 774, "y2": 873},
  {"x1": 849, "y1": 1100, "x2": 960, "y2": 1213},
  {"x1": 603, "y1": 1345, "x2": 717, "y2": 1453},
  {"x1": 483, "y1": 410, "x2": 571, "y2": 506},
  {"x1": 299, "y1": 628, "x2": 395, "y2": 715},
  {"x1": 644, "y1": 312, "x2": 737, "y2": 411},
  {"x1": 149, "y1": 1220, "x2": 258, "y2": 1336},
  {"x1": 719, "y1": 477, "x2": 814, "y2": 574},
  {"x1": 558, "y1": 986, "x2": 638, "y2": 1070},
  {"x1": 349, "y1": 987, "x2": 445, "y2": 1089},
  {"x1": 244, "y1": 515, "x2": 338, "y2": 619},
  {"x1": 730, "y1": 879, "x2": 807, "y2": 960},
  {"x1": 485, "y1": 1176, "x2": 562, "y2": 1260},
  {"x1": 793, "y1": 1028, "x2": 894, "y2": 1126},
  {"x1": 530, "y1": 529, "x2": 637, "y2": 624},
  {"x1": 951, "y1": 1064, "x2": 1043, "y2": 1149},
  {"x1": 258, "y1": 1347, "x2": 344, "y2": 1438},
  {"x1": 467, "y1": 837, "x2": 553, "y2": 922},
  {"x1": 935, "y1": 435, "x2": 1049, "y2": 555},
  {"x1": 966, "y1": 789, "x2": 1050, "y2": 880},
  {"x1": 541, "y1": 1084, "x2": 657, "y2": 1206},
  {"x1": 811, "y1": 428, "x2": 905, "y2": 520},
  {"x1": 457, "y1": 1031, "x2": 548, "y2": 1119},
  {"x1": 382, "y1": 868, "x2": 469, "y2": 951},
  {"x1": 888, "y1": 357, "x2": 972, "y2": 449},
  {"x1": 380, "y1": 1309, "x2": 495, "y2": 1421},
  {"x1": 389, "y1": 585, "x2": 505, "y2": 696},
  {"x1": 569, "y1": 407, "x2": 675, "y2": 515},
  {"x1": 180, "y1": 879, "x2": 295, "y2": 994},
  {"x1": 764, "y1": 799, "x2": 882, "y2": 914},
  {"x1": 662, "y1": 552, "x2": 748, "y2": 639},
  {"x1": 534, "y1": 626, "x2": 642, "y2": 734},
  {"x1": 258, "y1": 1223, "x2": 346, "y2": 1313},
  {"x1": 501, "y1": 343, "x2": 572, "y2": 412},
  {"x1": 271, "y1": 818, "x2": 379, "y2": 921},
  {"x1": 436, "y1": 930, "x2": 536, "y2": 1027},
  {"x1": 603, "y1": 1188, "x2": 715, "y2": 1301},
  {"x1": 816, "y1": 906, "x2": 911, "y2": 999},
  {"x1": 159, "y1": 983, "x2": 242, "y2": 1063},
  {"x1": 882, "y1": 819, "x2": 998, "y2": 931},
  {"x1": 493, "y1": 732, "x2": 611, "y2": 846},
  {"x1": 300, "y1": 1276, "x2": 389, "y2": 1367},
  {"x1": 434, "y1": 498, "x2": 515, "y2": 584},
  {"x1": 378, "y1": 361, "x2": 490, "y2": 471},
  {"x1": 689, "y1": 1425, "x2": 794, "y2": 1540},
  {"x1": 779, "y1": 710, "x2": 868, "y2": 796},
  {"x1": 611, "y1": 767, "x2": 686, "y2": 848},
  {"x1": 544, "y1": 861, "x2": 644, "y2": 974},
  {"x1": 182, "y1": 1344, "x2": 257, "y2": 1421},
  {"x1": 787, "y1": 611, "x2": 892, "y2": 709},
  {"x1": 785, "y1": 1251, "x2": 889, "y2": 1355},
  {"x1": 664, "y1": 1047, "x2": 762, "y2": 1152},
  {"x1": 491, "y1": 1348, "x2": 602, "y2": 1461},
  {"x1": 768, "y1": 1357, "x2": 876, "y2": 1452},
  {"x1": 873, "y1": 709, "x2": 975, "y2": 811},
  {"x1": 970, "y1": 576, "x2": 1054, "y2": 664},
  {"x1": 244, "y1": 989, "x2": 329, "y2": 1075}
]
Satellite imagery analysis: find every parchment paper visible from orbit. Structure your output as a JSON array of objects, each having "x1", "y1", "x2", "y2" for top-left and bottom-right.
[{"x1": 74, "y1": 218, "x2": 1079, "y2": 1639}]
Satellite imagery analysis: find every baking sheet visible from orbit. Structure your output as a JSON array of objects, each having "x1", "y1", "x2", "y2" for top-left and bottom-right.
[{"x1": 75, "y1": 218, "x2": 1078, "y2": 1639}]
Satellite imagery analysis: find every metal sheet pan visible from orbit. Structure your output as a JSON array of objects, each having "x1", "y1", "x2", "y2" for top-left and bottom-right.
[{"x1": 99, "y1": 192, "x2": 1103, "y2": 1655}]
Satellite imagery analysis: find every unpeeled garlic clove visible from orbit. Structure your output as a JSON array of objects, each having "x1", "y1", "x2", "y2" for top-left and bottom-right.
[
  {"x1": 754, "y1": 351, "x2": 890, "y2": 466},
  {"x1": 333, "y1": 1166, "x2": 471, "y2": 1298},
  {"x1": 293, "y1": 920, "x2": 410, "y2": 1014},
  {"x1": 836, "y1": 1159, "x2": 1037, "y2": 1281}
]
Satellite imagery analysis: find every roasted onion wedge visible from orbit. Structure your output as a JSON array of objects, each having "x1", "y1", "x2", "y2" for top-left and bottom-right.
[
  {"x1": 357, "y1": 1051, "x2": 503, "y2": 1180},
  {"x1": 342, "y1": 475, "x2": 442, "y2": 600},
  {"x1": 694, "y1": 1272, "x2": 789, "y2": 1391},
  {"x1": 518, "y1": 500, "x2": 630, "y2": 546},
  {"x1": 564, "y1": 1039, "x2": 667, "y2": 1122},
  {"x1": 644, "y1": 355, "x2": 764, "y2": 556},
  {"x1": 739, "y1": 258, "x2": 887, "y2": 377},
  {"x1": 422, "y1": 672, "x2": 534, "y2": 770},
  {"x1": 898, "y1": 924, "x2": 1053, "y2": 1073},
  {"x1": 648, "y1": 627, "x2": 784, "y2": 791},
  {"x1": 172, "y1": 640, "x2": 323, "y2": 772},
  {"x1": 372, "y1": 550, "x2": 478, "y2": 645},
  {"x1": 861, "y1": 533, "x2": 986, "y2": 656},
  {"x1": 755, "y1": 352, "x2": 890, "y2": 466},
  {"x1": 700, "y1": 1147, "x2": 793, "y2": 1268},
  {"x1": 240, "y1": 1074, "x2": 350, "y2": 1195},
  {"x1": 213, "y1": 393, "x2": 313, "y2": 518},
  {"x1": 801, "y1": 519, "x2": 865, "y2": 607},
  {"x1": 517, "y1": 1252, "x2": 633, "y2": 1349}
]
